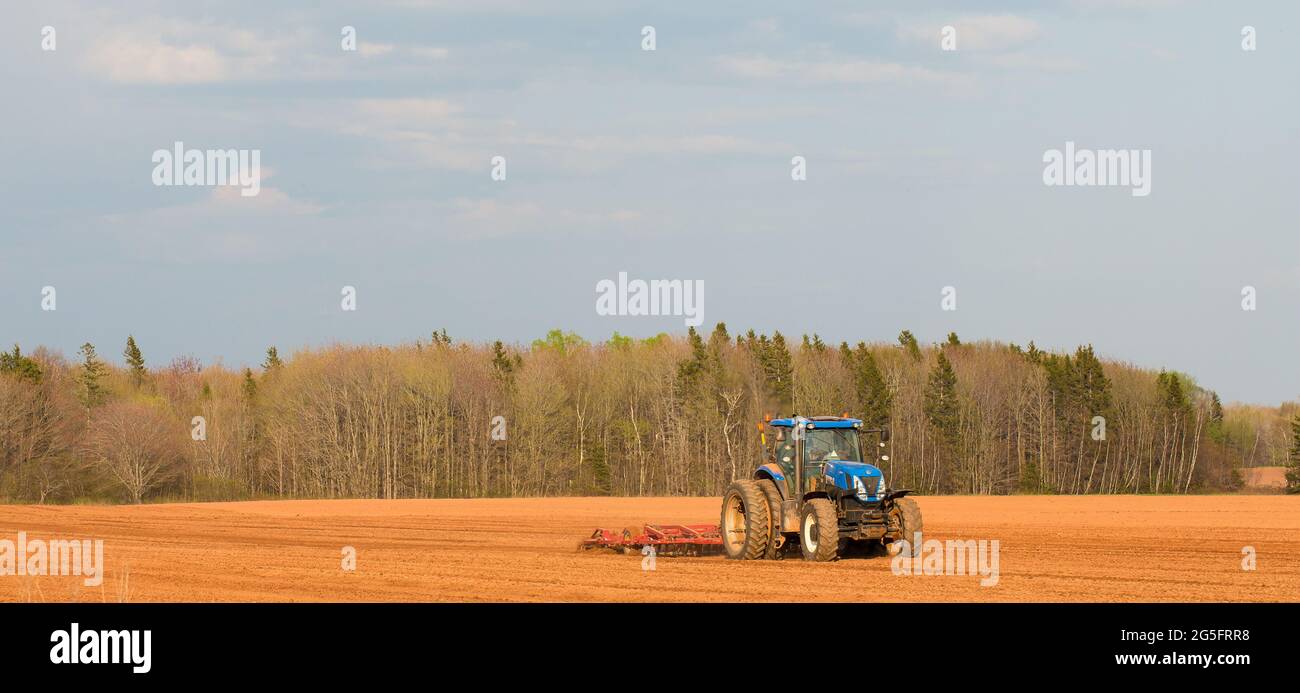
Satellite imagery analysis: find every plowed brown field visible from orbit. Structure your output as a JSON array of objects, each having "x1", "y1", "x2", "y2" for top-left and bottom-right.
[{"x1": 2, "y1": 495, "x2": 1298, "y2": 602}]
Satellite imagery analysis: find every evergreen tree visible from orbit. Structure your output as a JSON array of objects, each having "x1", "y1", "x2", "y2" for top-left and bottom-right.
[
  {"x1": 708, "y1": 322, "x2": 731, "y2": 366},
  {"x1": 0, "y1": 345, "x2": 42, "y2": 383},
  {"x1": 852, "y1": 342, "x2": 891, "y2": 429},
  {"x1": 924, "y1": 352, "x2": 961, "y2": 490},
  {"x1": 1286, "y1": 413, "x2": 1300, "y2": 495},
  {"x1": 1073, "y1": 345, "x2": 1112, "y2": 422},
  {"x1": 587, "y1": 439, "x2": 612, "y2": 496},
  {"x1": 123, "y1": 335, "x2": 146, "y2": 387},
  {"x1": 490, "y1": 340, "x2": 519, "y2": 389},
  {"x1": 1207, "y1": 392, "x2": 1226, "y2": 443},
  {"x1": 77, "y1": 343, "x2": 107, "y2": 408},
  {"x1": 242, "y1": 368, "x2": 258, "y2": 401},
  {"x1": 924, "y1": 352, "x2": 959, "y2": 441},
  {"x1": 263, "y1": 346, "x2": 284, "y2": 372},
  {"x1": 675, "y1": 327, "x2": 708, "y2": 401},
  {"x1": 898, "y1": 330, "x2": 922, "y2": 361},
  {"x1": 946, "y1": 332, "x2": 961, "y2": 346},
  {"x1": 1024, "y1": 341, "x2": 1044, "y2": 364},
  {"x1": 1156, "y1": 371, "x2": 1190, "y2": 413},
  {"x1": 766, "y1": 332, "x2": 794, "y2": 413}
]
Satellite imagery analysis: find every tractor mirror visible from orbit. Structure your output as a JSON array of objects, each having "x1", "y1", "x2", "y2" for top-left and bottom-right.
[{"x1": 879, "y1": 427, "x2": 891, "y2": 442}]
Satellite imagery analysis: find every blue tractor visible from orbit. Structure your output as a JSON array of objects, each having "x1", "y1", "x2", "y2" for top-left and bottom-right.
[{"x1": 720, "y1": 416, "x2": 922, "y2": 561}]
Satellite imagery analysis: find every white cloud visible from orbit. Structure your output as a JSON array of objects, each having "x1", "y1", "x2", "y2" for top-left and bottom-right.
[
  {"x1": 78, "y1": 17, "x2": 446, "y2": 84},
  {"x1": 81, "y1": 19, "x2": 289, "y2": 84},
  {"x1": 86, "y1": 38, "x2": 230, "y2": 85},
  {"x1": 717, "y1": 54, "x2": 967, "y2": 88},
  {"x1": 898, "y1": 15, "x2": 1041, "y2": 52}
]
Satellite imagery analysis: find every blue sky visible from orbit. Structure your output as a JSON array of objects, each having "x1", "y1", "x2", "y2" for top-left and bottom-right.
[{"x1": 1, "y1": 1, "x2": 1297, "y2": 404}]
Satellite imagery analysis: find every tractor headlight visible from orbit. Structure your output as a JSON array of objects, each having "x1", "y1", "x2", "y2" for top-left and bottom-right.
[
  {"x1": 876, "y1": 476, "x2": 886, "y2": 495},
  {"x1": 853, "y1": 476, "x2": 868, "y2": 500}
]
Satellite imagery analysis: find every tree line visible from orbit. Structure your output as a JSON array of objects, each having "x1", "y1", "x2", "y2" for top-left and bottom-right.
[{"x1": 1, "y1": 326, "x2": 1297, "y2": 503}]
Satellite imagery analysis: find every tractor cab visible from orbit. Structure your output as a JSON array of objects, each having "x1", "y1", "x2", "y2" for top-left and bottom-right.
[{"x1": 760, "y1": 416, "x2": 890, "y2": 503}]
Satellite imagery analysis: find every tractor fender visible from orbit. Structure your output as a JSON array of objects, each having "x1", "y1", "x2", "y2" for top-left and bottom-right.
[{"x1": 753, "y1": 464, "x2": 787, "y2": 500}]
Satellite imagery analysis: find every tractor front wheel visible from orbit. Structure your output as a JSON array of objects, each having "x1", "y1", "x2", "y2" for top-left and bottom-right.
[
  {"x1": 890, "y1": 497, "x2": 924, "y2": 557},
  {"x1": 799, "y1": 498, "x2": 839, "y2": 562},
  {"x1": 720, "y1": 480, "x2": 771, "y2": 560}
]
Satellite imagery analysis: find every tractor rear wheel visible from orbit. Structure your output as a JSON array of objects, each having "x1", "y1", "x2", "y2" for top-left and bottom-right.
[
  {"x1": 891, "y1": 497, "x2": 924, "y2": 557},
  {"x1": 799, "y1": 498, "x2": 839, "y2": 562},
  {"x1": 755, "y1": 478, "x2": 786, "y2": 559},
  {"x1": 720, "y1": 480, "x2": 771, "y2": 560}
]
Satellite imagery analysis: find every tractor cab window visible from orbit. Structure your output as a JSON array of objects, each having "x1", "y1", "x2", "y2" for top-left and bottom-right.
[
  {"x1": 803, "y1": 428, "x2": 862, "y2": 465},
  {"x1": 772, "y1": 429, "x2": 795, "y2": 464}
]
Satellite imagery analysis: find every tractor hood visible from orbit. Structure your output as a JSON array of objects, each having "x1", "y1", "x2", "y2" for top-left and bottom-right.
[{"x1": 822, "y1": 461, "x2": 885, "y2": 499}]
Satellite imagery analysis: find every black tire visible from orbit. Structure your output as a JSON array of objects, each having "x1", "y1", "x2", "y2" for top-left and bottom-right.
[
  {"x1": 799, "y1": 498, "x2": 839, "y2": 562},
  {"x1": 755, "y1": 478, "x2": 786, "y2": 560},
  {"x1": 892, "y1": 497, "x2": 923, "y2": 557},
  {"x1": 720, "y1": 480, "x2": 771, "y2": 560}
]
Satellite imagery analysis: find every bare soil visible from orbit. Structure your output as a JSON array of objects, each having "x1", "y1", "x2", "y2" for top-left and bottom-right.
[{"x1": 2, "y1": 495, "x2": 1297, "y2": 602}]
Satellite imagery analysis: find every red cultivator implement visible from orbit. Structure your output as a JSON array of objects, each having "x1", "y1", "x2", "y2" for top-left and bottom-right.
[{"x1": 580, "y1": 523, "x2": 724, "y2": 557}]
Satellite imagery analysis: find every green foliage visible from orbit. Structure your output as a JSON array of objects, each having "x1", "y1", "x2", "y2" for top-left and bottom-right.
[
  {"x1": 1018, "y1": 459, "x2": 1044, "y2": 494},
  {"x1": 262, "y1": 346, "x2": 284, "y2": 371},
  {"x1": 587, "y1": 440, "x2": 612, "y2": 496},
  {"x1": 531, "y1": 329, "x2": 587, "y2": 355},
  {"x1": 924, "y1": 351, "x2": 960, "y2": 447},
  {"x1": 898, "y1": 330, "x2": 922, "y2": 361},
  {"x1": 0, "y1": 345, "x2": 42, "y2": 383},
  {"x1": 1022, "y1": 341, "x2": 1043, "y2": 364},
  {"x1": 77, "y1": 343, "x2": 108, "y2": 408},
  {"x1": 1156, "y1": 371, "x2": 1190, "y2": 413},
  {"x1": 490, "y1": 340, "x2": 522, "y2": 388},
  {"x1": 242, "y1": 368, "x2": 258, "y2": 401},
  {"x1": 675, "y1": 327, "x2": 709, "y2": 401},
  {"x1": 1040, "y1": 345, "x2": 1112, "y2": 429},
  {"x1": 848, "y1": 342, "x2": 891, "y2": 429},
  {"x1": 1207, "y1": 392, "x2": 1226, "y2": 444},
  {"x1": 607, "y1": 332, "x2": 633, "y2": 350},
  {"x1": 946, "y1": 332, "x2": 961, "y2": 346},
  {"x1": 801, "y1": 333, "x2": 826, "y2": 353},
  {"x1": 123, "y1": 336, "x2": 146, "y2": 386},
  {"x1": 430, "y1": 329, "x2": 452, "y2": 347}
]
